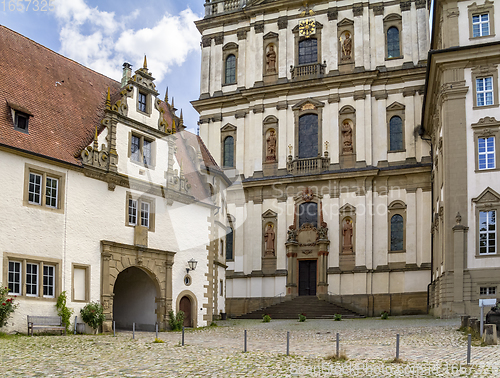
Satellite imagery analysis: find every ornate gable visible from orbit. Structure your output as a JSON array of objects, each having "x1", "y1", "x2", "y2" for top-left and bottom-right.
[
  {"x1": 292, "y1": 98, "x2": 325, "y2": 111},
  {"x1": 473, "y1": 187, "x2": 500, "y2": 204}
]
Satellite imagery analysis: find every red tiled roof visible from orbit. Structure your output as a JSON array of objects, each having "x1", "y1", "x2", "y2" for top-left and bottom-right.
[
  {"x1": 197, "y1": 135, "x2": 223, "y2": 175},
  {"x1": 0, "y1": 25, "x2": 120, "y2": 165}
]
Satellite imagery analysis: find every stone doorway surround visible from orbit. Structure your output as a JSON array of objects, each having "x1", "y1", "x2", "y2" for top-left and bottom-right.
[
  {"x1": 176, "y1": 290, "x2": 198, "y2": 328},
  {"x1": 101, "y1": 240, "x2": 175, "y2": 332}
]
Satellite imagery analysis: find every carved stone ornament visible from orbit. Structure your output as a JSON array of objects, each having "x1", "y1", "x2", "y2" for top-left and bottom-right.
[
  {"x1": 302, "y1": 187, "x2": 314, "y2": 202},
  {"x1": 373, "y1": 4, "x2": 384, "y2": 16},
  {"x1": 342, "y1": 218, "x2": 353, "y2": 253},
  {"x1": 278, "y1": 16, "x2": 288, "y2": 29},
  {"x1": 353, "y1": 4, "x2": 363, "y2": 16},
  {"x1": 341, "y1": 120, "x2": 354, "y2": 154},
  {"x1": 415, "y1": 0, "x2": 426, "y2": 9},
  {"x1": 339, "y1": 31, "x2": 353, "y2": 61},
  {"x1": 237, "y1": 30, "x2": 248, "y2": 40},
  {"x1": 327, "y1": 8, "x2": 338, "y2": 21},
  {"x1": 264, "y1": 223, "x2": 276, "y2": 256},
  {"x1": 202, "y1": 36, "x2": 212, "y2": 48},
  {"x1": 287, "y1": 225, "x2": 298, "y2": 243},
  {"x1": 254, "y1": 21, "x2": 264, "y2": 34},
  {"x1": 318, "y1": 222, "x2": 329, "y2": 240},
  {"x1": 400, "y1": 0, "x2": 411, "y2": 11},
  {"x1": 302, "y1": 249, "x2": 313, "y2": 255},
  {"x1": 214, "y1": 34, "x2": 224, "y2": 45},
  {"x1": 456, "y1": 212, "x2": 462, "y2": 225},
  {"x1": 265, "y1": 45, "x2": 277, "y2": 74},
  {"x1": 297, "y1": 224, "x2": 319, "y2": 246}
]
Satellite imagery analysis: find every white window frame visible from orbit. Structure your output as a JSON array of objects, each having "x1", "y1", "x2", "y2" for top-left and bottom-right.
[
  {"x1": 476, "y1": 77, "x2": 494, "y2": 107},
  {"x1": 43, "y1": 265, "x2": 55, "y2": 298},
  {"x1": 472, "y1": 13, "x2": 490, "y2": 37},
  {"x1": 8, "y1": 261, "x2": 21, "y2": 295},
  {"x1": 45, "y1": 177, "x2": 59, "y2": 208},
  {"x1": 141, "y1": 201, "x2": 150, "y2": 228},
  {"x1": 479, "y1": 210, "x2": 496, "y2": 255},
  {"x1": 28, "y1": 172, "x2": 42, "y2": 205},
  {"x1": 26, "y1": 262, "x2": 39, "y2": 297},
  {"x1": 128, "y1": 198, "x2": 138, "y2": 226},
  {"x1": 478, "y1": 137, "x2": 496, "y2": 170}
]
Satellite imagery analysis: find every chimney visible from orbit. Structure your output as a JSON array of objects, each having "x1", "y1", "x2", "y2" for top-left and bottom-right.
[{"x1": 121, "y1": 62, "x2": 132, "y2": 88}]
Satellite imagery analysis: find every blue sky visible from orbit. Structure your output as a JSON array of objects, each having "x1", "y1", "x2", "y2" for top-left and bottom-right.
[{"x1": 0, "y1": 0, "x2": 205, "y2": 132}]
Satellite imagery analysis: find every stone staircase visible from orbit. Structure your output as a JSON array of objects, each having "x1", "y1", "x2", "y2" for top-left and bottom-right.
[{"x1": 234, "y1": 296, "x2": 364, "y2": 320}]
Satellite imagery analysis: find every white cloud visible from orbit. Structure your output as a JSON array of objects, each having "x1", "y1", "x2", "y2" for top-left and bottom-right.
[{"x1": 54, "y1": 1, "x2": 200, "y2": 82}]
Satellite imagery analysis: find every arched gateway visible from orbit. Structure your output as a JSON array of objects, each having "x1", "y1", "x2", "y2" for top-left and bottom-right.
[{"x1": 101, "y1": 240, "x2": 175, "y2": 332}]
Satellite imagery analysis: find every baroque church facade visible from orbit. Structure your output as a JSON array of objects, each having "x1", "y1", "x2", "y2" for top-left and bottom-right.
[
  {"x1": 193, "y1": 0, "x2": 433, "y2": 317},
  {"x1": 0, "y1": 26, "x2": 228, "y2": 332}
]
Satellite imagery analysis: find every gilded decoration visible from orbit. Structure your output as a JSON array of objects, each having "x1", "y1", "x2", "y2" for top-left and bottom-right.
[{"x1": 302, "y1": 187, "x2": 314, "y2": 202}]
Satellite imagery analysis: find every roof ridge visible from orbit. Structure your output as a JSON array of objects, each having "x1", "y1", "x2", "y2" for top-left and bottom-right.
[{"x1": 0, "y1": 25, "x2": 120, "y2": 85}]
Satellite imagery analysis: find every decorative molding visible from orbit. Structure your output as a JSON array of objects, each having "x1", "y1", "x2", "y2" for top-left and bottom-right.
[
  {"x1": 237, "y1": 29, "x2": 248, "y2": 40},
  {"x1": 373, "y1": 4, "x2": 384, "y2": 16},
  {"x1": 278, "y1": 16, "x2": 288, "y2": 29},
  {"x1": 254, "y1": 21, "x2": 264, "y2": 34},
  {"x1": 353, "y1": 3, "x2": 364, "y2": 16},
  {"x1": 202, "y1": 37, "x2": 212, "y2": 48},
  {"x1": 263, "y1": 31, "x2": 279, "y2": 40},
  {"x1": 214, "y1": 33, "x2": 224, "y2": 45},
  {"x1": 415, "y1": 0, "x2": 426, "y2": 9},
  {"x1": 400, "y1": 0, "x2": 411, "y2": 12},
  {"x1": 472, "y1": 117, "x2": 500, "y2": 128},
  {"x1": 327, "y1": 8, "x2": 338, "y2": 21},
  {"x1": 328, "y1": 94, "x2": 340, "y2": 103}
]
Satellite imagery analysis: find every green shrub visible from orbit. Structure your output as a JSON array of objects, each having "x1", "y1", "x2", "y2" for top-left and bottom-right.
[
  {"x1": 381, "y1": 311, "x2": 389, "y2": 320},
  {"x1": 153, "y1": 338, "x2": 164, "y2": 343},
  {"x1": 298, "y1": 313, "x2": 307, "y2": 322},
  {"x1": 334, "y1": 313, "x2": 342, "y2": 321},
  {"x1": 80, "y1": 302, "x2": 105, "y2": 333},
  {"x1": 262, "y1": 314, "x2": 271, "y2": 323},
  {"x1": 0, "y1": 286, "x2": 18, "y2": 328},
  {"x1": 55, "y1": 291, "x2": 73, "y2": 334},
  {"x1": 168, "y1": 310, "x2": 185, "y2": 331}
]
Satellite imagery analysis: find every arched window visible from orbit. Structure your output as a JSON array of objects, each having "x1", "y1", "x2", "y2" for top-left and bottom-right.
[
  {"x1": 299, "y1": 202, "x2": 318, "y2": 228},
  {"x1": 225, "y1": 54, "x2": 236, "y2": 84},
  {"x1": 226, "y1": 227, "x2": 234, "y2": 260},
  {"x1": 387, "y1": 27, "x2": 400, "y2": 58},
  {"x1": 298, "y1": 38, "x2": 317, "y2": 65},
  {"x1": 389, "y1": 116, "x2": 403, "y2": 151},
  {"x1": 223, "y1": 136, "x2": 234, "y2": 167},
  {"x1": 298, "y1": 114, "x2": 318, "y2": 159},
  {"x1": 390, "y1": 214, "x2": 404, "y2": 251}
]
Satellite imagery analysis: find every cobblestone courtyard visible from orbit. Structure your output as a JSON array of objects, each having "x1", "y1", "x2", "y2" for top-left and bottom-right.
[{"x1": 2, "y1": 316, "x2": 500, "y2": 377}]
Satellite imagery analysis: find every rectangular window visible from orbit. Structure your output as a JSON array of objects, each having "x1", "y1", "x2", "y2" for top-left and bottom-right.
[
  {"x1": 128, "y1": 198, "x2": 138, "y2": 226},
  {"x1": 15, "y1": 112, "x2": 29, "y2": 132},
  {"x1": 43, "y1": 265, "x2": 55, "y2": 298},
  {"x1": 130, "y1": 134, "x2": 154, "y2": 167},
  {"x1": 476, "y1": 77, "x2": 494, "y2": 107},
  {"x1": 26, "y1": 263, "x2": 38, "y2": 297},
  {"x1": 220, "y1": 279, "x2": 223, "y2": 296},
  {"x1": 480, "y1": 286, "x2": 496, "y2": 295},
  {"x1": 478, "y1": 137, "x2": 495, "y2": 170},
  {"x1": 143, "y1": 140, "x2": 152, "y2": 165},
  {"x1": 73, "y1": 266, "x2": 88, "y2": 302},
  {"x1": 45, "y1": 177, "x2": 58, "y2": 208},
  {"x1": 472, "y1": 13, "x2": 490, "y2": 37},
  {"x1": 479, "y1": 210, "x2": 496, "y2": 254},
  {"x1": 138, "y1": 92, "x2": 147, "y2": 113},
  {"x1": 8, "y1": 261, "x2": 21, "y2": 295},
  {"x1": 141, "y1": 201, "x2": 150, "y2": 228},
  {"x1": 28, "y1": 172, "x2": 42, "y2": 205},
  {"x1": 131, "y1": 135, "x2": 141, "y2": 162}
]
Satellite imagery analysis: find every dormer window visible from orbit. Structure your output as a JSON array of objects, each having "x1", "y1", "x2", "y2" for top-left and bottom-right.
[
  {"x1": 8, "y1": 102, "x2": 33, "y2": 133},
  {"x1": 138, "y1": 92, "x2": 147, "y2": 113}
]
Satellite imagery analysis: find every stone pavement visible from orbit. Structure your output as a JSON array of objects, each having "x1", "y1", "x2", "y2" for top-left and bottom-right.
[{"x1": 2, "y1": 316, "x2": 500, "y2": 377}]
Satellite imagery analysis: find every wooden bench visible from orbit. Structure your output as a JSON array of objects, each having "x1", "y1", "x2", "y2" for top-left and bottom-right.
[{"x1": 27, "y1": 316, "x2": 66, "y2": 336}]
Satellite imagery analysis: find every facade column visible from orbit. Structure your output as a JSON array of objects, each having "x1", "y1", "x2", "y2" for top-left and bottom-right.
[
  {"x1": 101, "y1": 247, "x2": 113, "y2": 332},
  {"x1": 285, "y1": 241, "x2": 297, "y2": 297},
  {"x1": 452, "y1": 214, "x2": 468, "y2": 314}
]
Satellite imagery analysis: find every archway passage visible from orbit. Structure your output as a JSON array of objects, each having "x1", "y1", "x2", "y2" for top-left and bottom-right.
[
  {"x1": 299, "y1": 260, "x2": 317, "y2": 296},
  {"x1": 113, "y1": 267, "x2": 158, "y2": 331},
  {"x1": 180, "y1": 296, "x2": 192, "y2": 327}
]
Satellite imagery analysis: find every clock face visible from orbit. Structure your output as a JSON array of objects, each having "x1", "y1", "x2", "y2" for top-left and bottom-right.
[{"x1": 299, "y1": 19, "x2": 315, "y2": 38}]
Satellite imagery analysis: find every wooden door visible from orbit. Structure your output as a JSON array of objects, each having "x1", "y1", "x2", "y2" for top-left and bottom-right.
[
  {"x1": 180, "y1": 296, "x2": 192, "y2": 327},
  {"x1": 298, "y1": 260, "x2": 317, "y2": 296}
]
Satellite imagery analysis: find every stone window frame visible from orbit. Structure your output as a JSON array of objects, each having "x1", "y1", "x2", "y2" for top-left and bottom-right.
[
  {"x1": 472, "y1": 117, "x2": 500, "y2": 172},
  {"x1": 220, "y1": 123, "x2": 237, "y2": 169},
  {"x1": 472, "y1": 65, "x2": 499, "y2": 110},
  {"x1": 71, "y1": 263, "x2": 90, "y2": 303},
  {"x1": 468, "y1": 0, "x2": 495, "y2": 40},
  {"x1": 222, "y1": 42, "x2": 239, "y2": 86},
  {"x1": 292, "y1": 20, "x2": 323, "y2": 67},
  {"x1": 127, "y1": 131, "x2": 156, "y2": 169},
  {"x1": 388, "y1": 200, "x2": 407, "y2": 253},
  {"x1": 387, "y1": 101, "x2": 406, "y2": 153},
  {"x1": 479, "y1": 286, "x2": 497, "y2": 296},
  {"x1": 23, "y1": 163, "x2": 66, "y2": 214},
  {"x1": 125, "y1": 191, "x2": 156, "y2": 232},
  {"x1": 292, "y1": 98, "x2": 325, "y2": 159},
  {"x1": 472, "y1": 187, "x2": 500, "y2": 258},
  {"x1": 3, "y1": 252, "x2": 62, "y2": 301},
  {"x1": 384, "y1": 14, "x2": 403, "y2": 60},
  {"x1": 263, "y1": 115, "x2": 279, "y2": 164}
]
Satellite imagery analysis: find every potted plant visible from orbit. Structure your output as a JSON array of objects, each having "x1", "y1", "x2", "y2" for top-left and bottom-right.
[{"x1": 80, "y1": 302, "x2": 105, "y2": 334}]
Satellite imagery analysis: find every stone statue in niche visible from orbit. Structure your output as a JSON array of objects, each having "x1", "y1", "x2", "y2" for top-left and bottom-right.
[
  {"x1": 266, "y1": 45, "x2": 277, "y2": 73},
  {"x1": 318, "y1": 221, "x2": 329, "y2": 240},
  {"x1": 342, "y1": 218, "x2": 353, "y2": 253},
  {"x1": 341, "y1": 120, "x2": 353, "y2": 153},
  {"x1": 340, "y1": 32, "x2": 352, "y2": 61},
  {"x1": 264, "y1": 223, "x2": 275, "y2": 256},
  {"x1": 287, "y1": 225, "x2": 297, "y2": 243},
  {"x1": 266, "y1": 129, "x2": 277, "y2": 162}
]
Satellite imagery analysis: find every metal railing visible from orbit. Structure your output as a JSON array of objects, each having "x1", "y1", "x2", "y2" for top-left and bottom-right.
[
  {"x1": 290, "y1": 62, "x2": 327, "y2": 80},
  {"x1": 287, "y1": 155, "x2": 330, "y2": 175},
  {"x1": 204, "y1": 0, "x2": 246, "y2": 17}
]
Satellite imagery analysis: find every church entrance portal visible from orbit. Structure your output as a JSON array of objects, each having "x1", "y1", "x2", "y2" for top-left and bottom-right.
[
  {"x1": 113, "y1": 267, "x2": 158, "y2": 331},
  {"x1": 180, "y1": 296, "x2": 192, "y2": 327},
  {"x1": 298, "y1": 260, "x2": 317, "y2": 296}
]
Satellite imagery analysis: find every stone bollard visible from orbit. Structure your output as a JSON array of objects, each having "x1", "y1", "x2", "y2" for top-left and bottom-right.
[
  {"x1": 468, "y1": 318, "x2": 480, "y2": 334},
  {"x1": 461, "y1": 315, "x2": 470, "y2": 329},
  {"x1": 483, "y1": 324, "x2": 497, "y2": 345}
]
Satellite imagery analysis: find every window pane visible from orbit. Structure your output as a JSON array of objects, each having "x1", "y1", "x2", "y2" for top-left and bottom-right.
[
  {"x1": 43, "y1": 265, "x2": 55, "y2": 297},
  {"x1": 223, "y1": 136, "x2": 234, "y2": 167},
  {"x1": 29, "y1": 173, "x2": 42, "y2": 205},
  {"x1": 141, "y1": 201, "x2": 150, "y2": 228},
  {"x1": 299, "y1": 202, "x2": 318, "y2": 228},
  {"x1": 298, "y1": 38, "x2": 318, "y2": 65},
  {"x1": 45, "y1": 177, "x2": 58, "y2": 208},
  {"x1": 26, "y1": 263, "x2": 38, "y2": 296},
  {"x1": 225, "y1": 55, "x2": 236, "y2": 84},
  {"x1": 138, "y1": 92, "x2": 147, "y2": 112},
  {"x1": 129, "y1": 199, "x2": 137, "y2": 225},
  {"x1": 226, "y1": 228, "x2": 234, "y2": 260},
  {"x1": 8, "y1": 261, "x2": 21, "y2": 295},
  {"x1": 478, "y1": 137, "x2": 495, "y2": 170},
  {"x1": 387, "y1": 27, "x2": 400, "y2": 58},
  {"x1": 74, "y1": 267, "x2": 87, "y2": 301},
  {"x1": 298, "y1": 114, "x2": 318, "y2": 158},
  {"x1": 391, "y1": 215, "x2": 404, "y2": 251},
  {"x1": 390, "y1": 116, "x2": 404, "y2": 151},
  {"x1": 479, "y1": 210, "x2": 496, "y2": 254},
  {"x1": 131, "y1": 136, "x2": 141, "y2": 162},
  {"x1": 143, "y1": 140, "x2": 152, "y2": 165}
]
